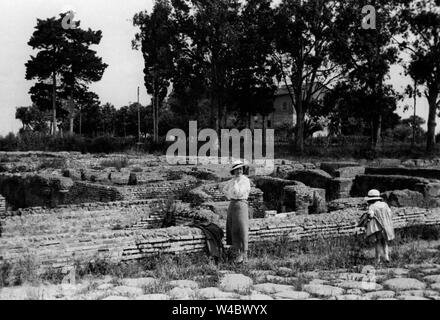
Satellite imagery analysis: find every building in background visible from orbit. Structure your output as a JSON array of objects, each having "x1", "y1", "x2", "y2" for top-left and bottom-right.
[{"x1": 253, "y1": 83, "x2": 329, "y2": 141}]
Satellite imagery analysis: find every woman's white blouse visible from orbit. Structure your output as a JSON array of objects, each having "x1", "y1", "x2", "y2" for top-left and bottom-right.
[{"x1": 222, "y1": 175, "x2": 251, "y2": 200}]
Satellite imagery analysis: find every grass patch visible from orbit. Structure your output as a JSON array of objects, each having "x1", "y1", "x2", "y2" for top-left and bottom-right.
[{"x1": 100, "y1": 157, "x2": 130, "y2": 171}]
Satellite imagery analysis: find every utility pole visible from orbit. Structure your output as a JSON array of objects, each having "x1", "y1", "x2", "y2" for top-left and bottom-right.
[
  {"x1": 412, "y1": 79, "x2": 417, "y2": 147},
  {"x1": 137, "y1": 86, "x2": 141, "y2": 141}
]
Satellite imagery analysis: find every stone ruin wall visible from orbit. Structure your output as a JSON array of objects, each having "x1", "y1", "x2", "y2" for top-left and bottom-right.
[
  {"x1": 0, "y1": 195, "x2": 5, "y2": 213},
  {"x1": 1, "y1": 204, "x2": 440, "y2": 272}
]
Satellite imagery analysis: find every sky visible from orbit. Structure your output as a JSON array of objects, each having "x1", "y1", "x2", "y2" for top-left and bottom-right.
[{"x1": 0, "y1": 0, "x2": 437, "y2": 136}]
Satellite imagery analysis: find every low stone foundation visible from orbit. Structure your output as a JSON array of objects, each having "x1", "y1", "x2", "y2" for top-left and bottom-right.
[
  {"x1": 0, "y1": 195, "x2": 5, "y2": 213},
  {"x1": 365, "y1": 167, "x2": 440, "y2": 180},
  {"x1": 2, "y1": 206, "x2": 440, "y2": 271}
]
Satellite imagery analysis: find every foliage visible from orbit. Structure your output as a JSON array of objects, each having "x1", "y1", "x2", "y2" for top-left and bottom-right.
[
  {"x1": 330, "y1": 0, "x2": 402, "y2": 149},
  {"x1": 25, "y1": 13, "x2": 107, "y2": 134},
  {"x1": 398, "y1": 0, "x2": 440, "y2": 152},
  {"x1": 272, "y1": 0, "x2": 345, "y2": 152}
]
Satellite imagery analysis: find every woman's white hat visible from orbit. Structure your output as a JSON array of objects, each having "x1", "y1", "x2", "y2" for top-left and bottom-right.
[
  {"x1": 364, "y1": 189, "x2": 382, "y2": 201},
  {"x1": 230, "y1": 160, "x2": 247, "y2": 174}
]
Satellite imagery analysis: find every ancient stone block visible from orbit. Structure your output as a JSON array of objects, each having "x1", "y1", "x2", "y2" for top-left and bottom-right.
[
  {"x1": 351, "y1": 175, "x2": 429, "y2": 197},
  {"x1": 415, "y1": 183, "x2": 440, "y2": 198},
  {"x1": 320, "y1": 162, "x2": 359, "y2": 175},
  {"x1": 327, "y1": 197, "x2": 366, "y2": 212},
  {"x1": 334, "y1": 166, "x2": 365, "y2": 179},
  {"x1": 328, "y1": 178, "x2": 354, "y2": 200},
  {"x1": 282, "y1": 185, "x2": 326, "y2": 215},
  {"x1": 286, "y1": 169, "x2": 332, "y2": 190},
  {"x1": 128, "y1": 173, "x2": 138, "y2": 186},
  {"x1": 381, "y1": 189, "x2": 425, "y2": 208},
  {"x1": 253, "y1": 176, "x2": 304, "y2": 211},
  {"x1": 365, "y1": 167, "x2": 440, "y2": 180}
]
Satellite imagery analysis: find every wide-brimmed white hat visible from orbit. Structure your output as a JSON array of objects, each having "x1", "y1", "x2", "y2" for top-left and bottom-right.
[
  {"x1": 364, "y1": 189, "x2": 382, "y2": 202},
  {"x1": 230, "y1": 160, "x2": 247, "y2": 174}
]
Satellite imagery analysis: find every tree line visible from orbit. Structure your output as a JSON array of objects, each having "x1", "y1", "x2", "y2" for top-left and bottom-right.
[{"x1": 17, "y1": 0, "x2": 440, "y2": 154}]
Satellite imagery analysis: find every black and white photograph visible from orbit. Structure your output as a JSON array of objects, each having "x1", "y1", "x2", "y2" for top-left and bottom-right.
[{"x1": 1, "y1": 0, "x2": 440, "y2": 309}]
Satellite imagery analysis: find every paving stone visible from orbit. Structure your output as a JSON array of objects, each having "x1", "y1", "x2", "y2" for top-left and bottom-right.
[
  {"x1": 273, "y1": 291, "x2": 310, "y2": 300},
  {"x1": 423, "y1": 275, "x2": 440, "y2": 283},
  {"x1": 337, "y1": 280, "x2": 383, "y2": 292},
  {"x1": 219, "y1": 274, "x2": 253, "y2": 294},
  {"x1": 197, "y1": 287, "x2": 239, "y2": 299},
  {"x1": 383, "y1": 278, "x2": 426, "y2": 291},
  {"x1": 248, "y1": 270, "x2": 275, "y2": 277},
  {"x1": 388, "y1": 268, "x2": 410, "y2": 276},
  {"x1": 335, "y1": 294, "x2": 366, "y2": 300},
  {"x1": 102, "y1": 295, "x2": 129, "y2": 300},
  {"x1": 430, "y1": 283, "x2": 440, "y2": 291},
  {"x1": 337, "y1": 273, "x2": 366, "y2": 281},
  {"x1": 308, "y1": 279, "x2": 327, "y2": 285},
  {"x1": 113, "y1": 285, "x2": 144, "y2": 296},
  {"x1": 265, "y1": 275, "x2": 298, "y2": 284},
  {"x1": 168, "y1": 280, "x2": 199, "y2": 289},
  {"x1": 168, "y1": 287, "x2": 195, "y2": 300},
  {"x1": 397, "y1": 295, "x2": 430, "y2": 300},
  {"x1": 240, "y1": 291, "x2": 274, "y2": 300},
  {"x1": 277, "y1": 267, "x2": 294, "y2": 276},
  {"x1": 135, "y1": 294, "x2": 170, "y2": 300},
  {"x1": 299, "y1": 271, "x2": 321, "y2": 279},
  {"x1": 399, "y1": 290, "x2": 438, "y2": 297},
  {"x1": 97, "y1": 283, "x2": 114, "y2": 291},
  {"x1": 121, "y1": 277, "x2": 158, "y2": 288},
  {"x1": 364, "y1": 290, "x2": 395, "y2": 299},
  {"x1": 76, "y1": 290, "x2": 109, "y2": 300},
  {"x1": 346, "y1": 289, "x2": 363, "y2": 295},
  {"x1": 302, "y1": 284, "x2": 344, "y2": 297},
  {"x1": 252, "y1": 283, "x2": 296, "y2": 294},
  {"x1": 421, "y1": 268, "x2": 440, "y2": 275}
]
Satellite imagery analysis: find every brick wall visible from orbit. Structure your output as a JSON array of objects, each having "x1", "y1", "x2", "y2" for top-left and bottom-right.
[
  {"x1": 0, "y1": 195, "x2": 5, "y2": 213},
  {"x1": 2, "y1": 206, "x2": 440, "y2": 271}
]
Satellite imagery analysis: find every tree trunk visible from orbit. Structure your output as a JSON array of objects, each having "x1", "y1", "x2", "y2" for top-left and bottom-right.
[
  {"x1": 155, "y1": 95, "x2": 159, "y2": 143},
  {"x1": 69, "y1": 96, "x2": 74, "y2": 135},
  {"x1": 52, "y1": 72, "x2": 57, "y2": 135},
  {"x1": 69, "y1": 117, "x2": 74, "y2": 135},
  {"x1": 373, "y1": 113, "x2": 382, "y2": 151},
  {"x1": 79, "y1": 108, "x2": 82, "y2": 136},
  {"x1": 295, "y1": 90, "x2": 305, "y2": 153},
  {"x1": 426, "y1": 91, "x2": 438, "y2": 153}
]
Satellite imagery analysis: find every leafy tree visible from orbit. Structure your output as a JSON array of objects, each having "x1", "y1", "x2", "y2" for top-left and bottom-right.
[
  {"x1": 323, "y1": 82, "x2": 400, "y2": 137},
  {"x1": 15, "y1": 104, "x2": 50, "y2": 133},
  {"x1": 397, "y1": 0, "x2": 440, "y2": 152},
  {"x1": 272, "y1": 0, "x2": 345, "y2": 153},
  {"x1": 231, "y1": 0, "x2": 278, "y2": 130},
  {"x1": 170, "y1": 0, "x2": 243, "y2": 131},
  {"x1": 331, "y1": 0, "x2": 401, "y2": 149},
  {"x1": 25, "y1": 13, "x2": 107, "y2": 135},
  {"x1": 133, "y1": 0, "x2": 175, "y2": 142}
]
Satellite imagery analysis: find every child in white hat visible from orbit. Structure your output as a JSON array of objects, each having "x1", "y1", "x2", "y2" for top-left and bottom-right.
[{"x1": 364, "y1": 189, "x2": 395, "y2": 263}]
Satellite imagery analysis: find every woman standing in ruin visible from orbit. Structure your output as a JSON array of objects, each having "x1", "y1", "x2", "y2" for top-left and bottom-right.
[
  {"x1": 222, "y1": 161, "x2": 251, "y2": 264},
  {"x1": 363, "y1": 189, "x2": 395, "y2": 263}
]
